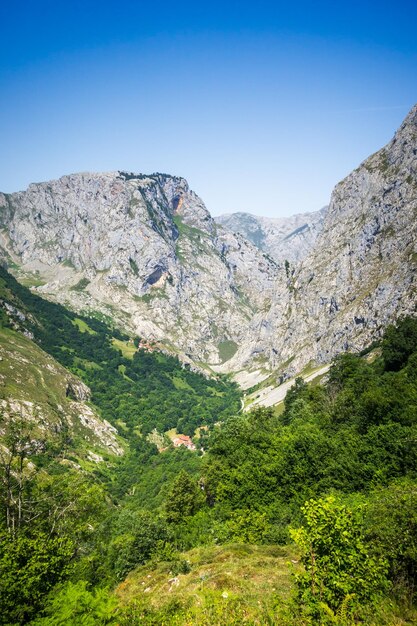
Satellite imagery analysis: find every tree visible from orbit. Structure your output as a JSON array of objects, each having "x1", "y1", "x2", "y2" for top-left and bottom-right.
[
  {"x1": 382, "y1": 316, "x2": 417, "y2": 371},
  {"x1": 290, "y1": 496, "x2": 389, "y2": 620},
  {"x1": 284, "y1": 377, "x2": 308, "y2": 411},
  {"x1": 165, "y1": 470, "x2": 203, "y2": 523},
  {"x1": 100, "y1": 509, "x2": 171, "y2": 581},
  {"x1": 0, "y1": 411, "x2": 40, "y2": 534},
  {"x1": 0, "y1": 531, "x2": 74, "y2": 624},
  {"x1": 366, "y1": 479, "x2": 417, "y2": 593}
]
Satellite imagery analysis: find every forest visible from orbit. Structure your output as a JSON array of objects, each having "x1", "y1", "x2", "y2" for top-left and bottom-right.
[{"x1": 0, "y1": 265, "x2": 416, "y2": 624}]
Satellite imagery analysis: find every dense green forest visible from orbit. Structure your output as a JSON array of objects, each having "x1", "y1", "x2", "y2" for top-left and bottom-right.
[{"x1": 0, "y1": 265, "x2": 417, "y2": 624}]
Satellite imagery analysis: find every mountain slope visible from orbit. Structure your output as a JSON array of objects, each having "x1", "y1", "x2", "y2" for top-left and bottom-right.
[
  {"x1": 235, "y1": 103, "x2": 417, "y2": 377},
  {"x1": 215, "y1": 207, "x2": 326, "y2": 263},
  {"x1": 0, "y1": 273, "x2": 123, "y2": 460},
  {"x1": 0, "y1": 265, "x2": 241, "y2": 440},
  {"x1": 0, "y1": 326, "x2": 123, "y2": 460}
]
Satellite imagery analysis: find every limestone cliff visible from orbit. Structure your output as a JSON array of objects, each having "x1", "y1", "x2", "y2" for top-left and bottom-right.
[
  {"x1": 227, "y1": 103, "x2": 417, "y2": 378},
  {"x1": 0, "y1": 173, "x2": 280, "y2": 369}
]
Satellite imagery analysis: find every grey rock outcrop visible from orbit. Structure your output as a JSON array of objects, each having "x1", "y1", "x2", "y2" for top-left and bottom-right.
[{"x1": 227, "y1": 103, "x2": 417, "y2": 377}]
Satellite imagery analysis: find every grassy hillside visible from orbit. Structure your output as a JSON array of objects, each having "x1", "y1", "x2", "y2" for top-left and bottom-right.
[
  {"x1": 116, "y1": 543, "x2": 299, "y2": 625},
  {"x1": 0, "y1": 325, "x2": 122, "y2": 462}
]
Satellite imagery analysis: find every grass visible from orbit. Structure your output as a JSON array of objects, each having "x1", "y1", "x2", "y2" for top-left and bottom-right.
[
  {"x1": 135, "y1": 289, "x2": 169, "y2": 304},
  {"x1": 129, "y1": 257, "x2": 139, "y2": 276},
  {"x1": 70, "y1": 277, "x2": 90, "y2": 291},
  {"x1": 207, "y1": 386, "x2": 224, "y2": 397},
  {"x1": 173, "y1": 215, "x2": 212, "y2": 263},
  {"x1": 172, "y1": 376, "x2": 193, "y2": 391},
  {"x1": 112, "y1": 338, "x2": 137, "y2": 359},
  {"x1": 61, "y1": 259, "x2": 76, "y2": 269},
  {"x1": 71, "y1": 317, "x2": 97, "y2": 334},
  {"x1": 18, "y1": 275, "x2": 47, "y2": 288},
  {"x1": 0, "y1": 326, "x2": 119, "y2": 459},
  {"x1": 115, "y1": 542, "x2": 417, "y2": 625},
  {"x1": 0, "y1": 326, "x2": 65, "y2": 409},
  {"x1": 116, "y1": 543, "x2": 299, "y2": 624},
  {"x1": 118, "y1": 363, "x2": 134, "y2": 381},
  {"x1": 218, "y1": 340, "x2": 238, "y2": 363}
]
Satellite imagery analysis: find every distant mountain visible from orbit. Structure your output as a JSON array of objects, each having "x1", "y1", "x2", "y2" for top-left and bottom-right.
[{"x1": 215, "y1": 208, "x2": 327, "y2": 263}]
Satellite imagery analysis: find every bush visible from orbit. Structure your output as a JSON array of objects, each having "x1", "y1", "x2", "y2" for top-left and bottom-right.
[
  {"x1": 382, "y1": 316, "x2": 417, "y2": 371},
  {"x1": 31, "y1": 581, "x2": 118, "y2": 625},
  {"x1": 290, "y1": 496, "x2": 389, "y2": 620},
  {"x1": 366, "y1": 479, "x2": 417, "y2": 594}
]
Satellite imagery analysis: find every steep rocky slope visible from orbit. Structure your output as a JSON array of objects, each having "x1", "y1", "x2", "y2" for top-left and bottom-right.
[
  {"x1": 215, "y1": 208, "x2": 326, "y2": 264},
  {"x1": 0, "y1": 328, "x2": 123, "y2": 461},
  {"x1": 0, "y1": 269, "x2": 123, "y2": 458},
  {"x1": 227, "y1": 103, "x2": 417, "y2": 378},
  {"x1": 0, "y1": 105, "x2": 416, "y2": 386},
  {"x1": 0, "y1": 173, "x2": 280, "y2": 369}
]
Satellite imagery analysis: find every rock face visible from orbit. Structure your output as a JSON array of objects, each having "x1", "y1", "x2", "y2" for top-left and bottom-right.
[
  {"x1": 0, "y1": 173, "x2": 280, "y2": 368},
  {"x1": 0, "y1": 105, "x2": 416, "y2": 383},
  {"x1": 215, "y1": 208, "x2": 327, "y2": 264},
  {"x1": 226, "y1": 103, "x2": 417, "y2": 377}
]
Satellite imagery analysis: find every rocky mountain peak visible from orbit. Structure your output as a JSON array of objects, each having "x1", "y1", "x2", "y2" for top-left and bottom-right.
[
  {"x1": 215, "y1": 207, "x2": 327, "y2": 263},
  {"x1": 0, "y1": 170, "x2": 278, "y2": 368}
]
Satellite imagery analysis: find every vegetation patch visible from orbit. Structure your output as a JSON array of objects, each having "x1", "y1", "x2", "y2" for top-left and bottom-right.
[
  {"x1": 72, "y1": 317, "x2": 97, "y2": 334},
  {"x1": 70, "y1": 277, "x2": 90, "y2": 291},
  {"x1": 116, "y1": 544, "x2": 298, "y2": 623},
  {"x1": 112, "y1": 337, "x2": 137, "y2": 359},
  {"x1": 129, "y1": 257, "x2": 139, "y2": 276},
  {"x1": 218, "y1": 339, "x2": 238, "y2": 363}
]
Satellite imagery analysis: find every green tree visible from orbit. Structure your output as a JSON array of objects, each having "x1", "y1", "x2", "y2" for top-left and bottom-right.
[
  {"x1": 366, "y1": 479, "x2": 417, "y2": 593},
  {"x1": 382, "y1": 316, "x2": 417, "y2": 371},
  {"x1": 284, "y1": 377, "x2": 308, "y2": 411},
  {"x1": 290, "y1": 496, "x2": 389, "y2": 619},
  {"x1": 165, "y1": 470, "x2": 203, "y2": 523},
  {"x1": 100, "y1": 509, "x2": 171, "y2": 581},
  {"x1": 0, "y1": 532, "x2": 74, "y2": 624},
  {"x1": 0, "y1": 412, "x2": 39, "y2": 534}
]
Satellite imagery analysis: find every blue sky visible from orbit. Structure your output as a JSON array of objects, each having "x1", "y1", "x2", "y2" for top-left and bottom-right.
[{"x1": 0, "y1": 1, "x2": 416, "y2": 217}]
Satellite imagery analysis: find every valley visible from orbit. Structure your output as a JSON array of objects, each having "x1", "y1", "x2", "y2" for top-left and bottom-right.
[{"x1": 0, "y1": 105, "x2": 416, "y2": 625}]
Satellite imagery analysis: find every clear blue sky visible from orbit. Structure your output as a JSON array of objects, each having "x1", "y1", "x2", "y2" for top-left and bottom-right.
[{"x1": 1, "y1": 0, "x2": 416, "y2": 217}]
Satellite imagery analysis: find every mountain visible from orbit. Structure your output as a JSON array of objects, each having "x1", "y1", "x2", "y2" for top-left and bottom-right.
[
  {"x1": 0, "y1": 173, "x2": 279, "y2": 370},
  {"x1": 0, "y1": 105, "x2": 416, "y2": 387},
  {"x1": 0, "y1": 265, "x2": 240, "y2": 441},
  {"x1": 231, "y1": 103, "x2": 417, "y2": 378},
  {"x1": 214, "y1": 207, "x2": 327, "y2": 264}
]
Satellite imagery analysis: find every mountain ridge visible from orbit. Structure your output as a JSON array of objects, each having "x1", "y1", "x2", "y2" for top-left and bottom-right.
[{"x1": 0, "y1": 104, "x2": 416, "y2": 389}]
